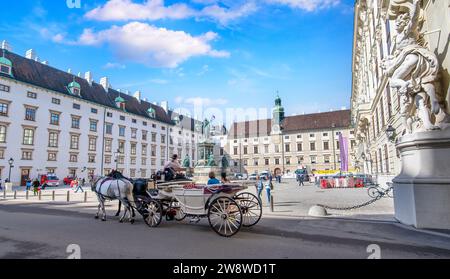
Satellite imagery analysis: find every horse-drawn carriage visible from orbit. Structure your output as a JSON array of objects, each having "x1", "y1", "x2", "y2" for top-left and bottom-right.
[{"x1": 91, "y1": 174, "x2": 262, "y2": 237}]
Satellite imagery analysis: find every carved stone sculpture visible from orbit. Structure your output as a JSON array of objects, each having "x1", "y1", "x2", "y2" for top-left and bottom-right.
[{"x1": 383, "y1": 0, "x2": 449, "y2": 134}]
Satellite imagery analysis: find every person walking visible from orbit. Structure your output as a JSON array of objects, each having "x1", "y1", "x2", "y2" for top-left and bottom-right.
[
  {"x1": 265, "y1": 179, "x2": 272, "y2": 204},
  {"x1": 32, "y1": 179, "x2": 40, "y2": 196},
  {"x1": 0, "y1": 178, "x2": 3, "y2": 191},
  {"x1": 256, "y1": 175, "x2": 264, "y2": 200},
  {"x1": 298, "y1": 174, "x2": 305, "y2": 186},
  {"x1": 75, "y1": 178, "x2": 84, "y2": 193},
  {"x1": 25, "y1": 179, "x2": 32, "y2": 191}
]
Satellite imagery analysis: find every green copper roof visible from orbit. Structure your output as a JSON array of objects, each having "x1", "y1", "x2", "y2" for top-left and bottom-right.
[
  {"x1": 115, "y1": 96, "x2": 125, "y2": 103},
  {"x1": 68, "y1": 81, "x2": 80, "y2": 88},
  {"x1": 0, "y1": 56, "x2": 12, "y2": 67}
]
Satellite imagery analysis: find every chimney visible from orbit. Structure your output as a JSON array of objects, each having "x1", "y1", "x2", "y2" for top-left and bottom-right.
[
  {"x1": 42, "y1": 61, "x2": 49, "y2": 65},
  {"x1": 77, "y1": 72, "x2": 82, "y2": 77},
  {"x1": 68, "y1": 68, "x2": 72, "y2": 74},
  {"x1": 143, "y1": 98, "x2": 148, "y2": 102},
  {"x1": 1, "y1": 40, "x2": 12, "y2": 52},
  {"x1": 26, "y1": 49, "x2": 36, "y2": 60},
  {"x1": 161, "y1": 101, "x2": 169, "y2": 113},
  {"x1": 100, "y1": 77, "x2": 110, "y2": 91},
  {"x1": 34, "y1": 57, "x2": 40, "y2": 62},
  {"x1": 133, "y1": 91, "x2": 141, "y2": 101},
  {"x1": 125, "y1": 90, "x2": 130, "y2": 95},
  {"x1": 85, "y1": 71, "x2": 93, "y2": 85}
]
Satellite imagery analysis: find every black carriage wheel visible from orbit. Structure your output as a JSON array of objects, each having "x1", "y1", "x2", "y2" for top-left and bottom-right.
[
  {"x1": 142, "y1": 199, "x2": 163, "y2": 228},
  {"x1": 367, "y1": 187, "x2": 379, "y2": 199},
  {"x1": 208, "y1": 197, "x2": 242, "y2": 237},
  {"x1": 234, "y1": 192, "x2": 262, "y2": 227}
]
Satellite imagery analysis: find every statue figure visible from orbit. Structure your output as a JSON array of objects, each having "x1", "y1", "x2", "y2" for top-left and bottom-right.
[
  {"x1": 203, "y1": 118, "x2": 211, "y2": 140},
  {"x1": 182, "y1": 155, "x2": 191, "y2": 168},
  {"x1": 221, "y1": 156, "x2": 229, "y2": 169},
  {"x1": 207, "y1": 154, "x2": 216, "y2": 167},
  {"x1": 383, "y1": 0, "x2": 449, "y2": 134}
]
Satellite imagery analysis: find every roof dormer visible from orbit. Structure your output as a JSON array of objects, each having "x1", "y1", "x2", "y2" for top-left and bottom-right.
[
  {"x1": 147, "y1": 107, "x2": 156, "y2": 118},
  {"x1": 115, "y1": 96, "x2": 126, "y2": 111},
  {"x1": 0, "y1": 50, "x2": 13, "y2": 77},
  {"x1": 67, "y1": 78, "x2": 81, "y2": 96}
]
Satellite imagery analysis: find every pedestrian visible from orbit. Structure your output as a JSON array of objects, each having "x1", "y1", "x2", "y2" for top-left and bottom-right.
[
  {"x1": 298, "y1": 174, "x2": 305, "y2": 186},
  {"x1": 0, "y1": 178, "x2": 2, "y2": 191},
  {"x1": 70, "y1": 177, "x2": 78, "y2": 189},
  {"x1": 265, "y1": 179, "x2": 272, "y2": 204},
  {"x1": 75, "y1": 178, "x2": 84, "y2": 193},
  {"x1": 256, "y1": 175, "x2": 264, "y2": 200},
  {"x1": 32, "y1": 179, "x2": 40, "y2": 196},
  {"x1": 25, "y1": 179, "x2": 32, "y2": 191},
  {"x1": 220, "y1": 173, "x2": 230, "y2": 184}
]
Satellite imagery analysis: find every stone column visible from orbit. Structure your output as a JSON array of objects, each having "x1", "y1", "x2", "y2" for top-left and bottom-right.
[{"x1": 393, "y1": 129, "x2": 450, "y2": 230}]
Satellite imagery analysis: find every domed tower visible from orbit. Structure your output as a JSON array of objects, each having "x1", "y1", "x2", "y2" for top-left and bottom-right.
[{"x1": 272, "y1": 95, "x2": 285, "y2": 134}]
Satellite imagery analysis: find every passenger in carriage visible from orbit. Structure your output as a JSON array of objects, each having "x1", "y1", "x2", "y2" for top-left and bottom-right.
[{"x1": 207, "y1": 172, "x2": 221, "y2": 185}]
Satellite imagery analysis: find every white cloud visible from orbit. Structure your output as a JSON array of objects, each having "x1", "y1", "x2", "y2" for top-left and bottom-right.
[
  {"x1": 265, "y1": 0, "x2": 340, "y2": 11},
  {"x1": 85, "y1": 0, "x2": 195, "y2": 21},
  {"x1": 75, "y1": 22, "x2": 229, "y2": 68},
  {"x1": 199, "y1": 2, "x2": 258, "y2": 25},
  {"x1": 176, "y1": 96, "x2": 229, "y2": 106},
  {"x1": 85, "y1": 0, "x2": 257, "y2": 25},
  {"x1": 149, "y1": 78, "x2": 169, "y2": 84},
  {"x1": 104, "y1": 62, "x2": 126, "y2": 69}
]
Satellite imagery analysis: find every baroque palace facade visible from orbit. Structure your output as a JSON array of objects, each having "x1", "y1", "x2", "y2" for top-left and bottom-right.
[
  {"x1": 0, "y1": 42, "x2": 204, "y2": 186},
  {"x1": 225, "y1": 97, "x2": 356, "y2": 176},
  {"x1": 351, "y1": 0, "x2": 450, "y2": 185}
]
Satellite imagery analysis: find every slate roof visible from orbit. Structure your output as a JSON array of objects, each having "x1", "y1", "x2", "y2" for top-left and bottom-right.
[
  {"x1": 228, "y1": 110, "x2": 351, "y2": 139},
  {"x1": 1, "y1": 50, "x2": 180, "y2": 126}
]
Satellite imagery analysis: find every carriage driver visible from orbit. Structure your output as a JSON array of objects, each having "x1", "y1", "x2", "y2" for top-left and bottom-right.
[{"x1": 163, "y1": 154, "x2": 186, "y2": 180}]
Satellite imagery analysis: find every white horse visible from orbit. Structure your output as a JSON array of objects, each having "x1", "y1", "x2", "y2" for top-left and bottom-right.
[{"x1": 90, "y1": 176, "x2": 136, "y2": 223}]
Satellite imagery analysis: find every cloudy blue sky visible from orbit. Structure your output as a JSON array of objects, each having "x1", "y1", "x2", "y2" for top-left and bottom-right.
[{"x1": 0, "y1": 0, "x2": 355, "y2": 123}]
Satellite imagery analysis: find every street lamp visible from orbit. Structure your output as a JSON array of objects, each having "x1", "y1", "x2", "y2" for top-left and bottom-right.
[
  {"x1": 114, "y1": 149, "x2": 120, "y2": 170},
  {"x1": 8, "y1": 158, "x2": 14, "y2": 182},
  {"x1": 386, "y1": 125, "x2": 396, "y2": 143}
]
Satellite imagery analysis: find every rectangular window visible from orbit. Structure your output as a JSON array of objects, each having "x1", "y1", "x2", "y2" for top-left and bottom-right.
[
  {"x1": 107, "y1": 112, "x2": 113, "y2": 117},
  {"x1": 285, "y1": 144, "x2": 290, "y2": 152},
  {"x1": 297, "y1": 143, "x2": 303, "y2": 151},
  {"x1": 105, "y1": 156, "x2": 112, "y2": 164},
  {"x1": 323, "y1": 142, "x2": 329, "y2": 150},
  {"x1": 132, "y1": 119, "x2": 137, "y2": 124},
  {"x1": 310, "y1": 156, "x2": 317, "y2": 164},
  {"x1": 71, "y1": 117, "x2": 80, "y2": 129},
  {"x1": 310, "y1": 142, "x2": 316, "y2": 151},
  {"x1": 25, "y1": 107, "x2": 36, "y2": 121},
  {"x1": 118, "y1": 141, "x2": 125, "y2": 153},
  {"x1": 119, "y1": 126, "x2": 125, "y2": 137},
  {"x1": 265, "y1": 158, "x2": 269, "y2": 165},
  {"x1": 27, "y1": 92, "x2": 37, "y2": 99},
  {"x1": 105, "y1": 123, "x2": 113, "y2": 135},
  {"x1": 253, "y1": 146, "x2": 258, "y2": 154},
  {"x1": 243, "y1": 147, "x2": 248, "y2": 155},
  {"x1": 142, "y1": 131, "x2": 147, "y2": 141},
  {"x1": 131, "y1": 143, "x2": 137, "y2": 155},
  {"x1": 70, "y1": 154, "x2": 78, "y2": 163},
  {"x1": 120, "y1": 116, "x2": 125, "y2": 121},
  {"x1": 142, "y1": 144, "x2": 147, "y2": 156},
  {"x1": 73, "y1": 103, "x2": 81, "y2": 110},
  {"x1": 22, "y1": 150, "x2": 33, "y2": 160},
  {"x1": 70, "y1": 135, "x2": 79, "y2": 150},
  {"x1": 275, "y1": 158, "x2": 280, "y2": 165},
  {"x1": 50, "y1": 112, "x2": 60, "y2": 125},
  {"x1": 0, "y1": 125, "x2": 6, "y2": 143},
  {"x1": 233, "y1": 147, "x2": 238, "y2": 155},
  {"x1": 52, "y1": 98, "x2": 61, "y2": 105},
  {"x1": 23, "y1": 128, "x2": 34, "y2": 145},
  {"x1": 143, "y1": 121, "x2": 147, "y2": 126},
  {"x1": 336, "y1": 141, "x2": 340, "y2": 150},
  {"x1": 91, "y1": 108, "x2": 98, "y2": 114},
  {"x1": 286, "y1": 157, "x2": 291, "y2": 165},
  {"x1": 90, "y1": 120, "x2": 98, "y2": 132},
  {"x1": 161, "y1": 135, "x2": 166, "y2": 144},
  {"x1": 0, "y1": 102, "x2": 8, "y2": 116},
  {"x1": 48, "y1": 132, "x2": 58, "y2": 148},
  {"x1": 0, "y1": 84, "x2": 10, "y2": 92},
  {"x1": 89, "y1": 137, "x2": 97, "y2": 151},
  {"x1": 131, "y1": 129, "x2": 137, "y2": 139},
  {"x1": 88, "y1": 155, "x2": 96, "y2": 163},
  {"x1": 105, "y1": 139, "x2": 112, "y2": 153},
  {"x1": 48, "y1": 152, "x2": 57, "y2": 161},
  {"x1": 324, "y1": 155, "x2": 331, "y2": 164}
]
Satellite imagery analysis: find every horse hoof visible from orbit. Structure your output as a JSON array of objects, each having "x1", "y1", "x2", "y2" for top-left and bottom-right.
[
  {"x1": 95, "y1": 216, "x2": 99, "y2": 219},
  {"x1": 119, "y1": 219, "x2": 124, "y2": 223},
  {"x1": 130, "y1": 219, "x2": 135, "y2": 224},
  {"x1": 102, "y1": 218, "x2": 106, "y2": 222}
]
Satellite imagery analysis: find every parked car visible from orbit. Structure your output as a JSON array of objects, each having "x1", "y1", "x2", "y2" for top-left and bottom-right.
[
  {"x1": 39, "y1": 174, "x2": 60, "y2": 188},
  {"x1": 233, "y1": 173, "x2": 245, "y2": 180},
  {"x1": 248, "y1": 174, "x2": 258, "y2": 180},
  {"x1": 259, "y1": 171, "x2": 270, "y2": 180},
  {"x1": 63, "y1": 176, "x2": 76, "y2": 185}
]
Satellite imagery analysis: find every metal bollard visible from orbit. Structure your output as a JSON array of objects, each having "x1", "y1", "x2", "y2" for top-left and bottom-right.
[
  {"x1": 39, "y1": 190, "x2": 42, "y2": 201},
  {"x1": 270, "y1": 195, "x2": 274, "y2": 212},
  {"x1": 3, "y1": 188, "x2": 5, "y2": 199},
  {"x1": 67, "y1": 191, "x2": 70, "y2": 202},
  {"x1": 26, "y1": 190, "x2": 29, "y2": 200},
  {"x1": 14, "y1": 191, "x2": 17, "y2": 199},
  {"x1": 52, "y1": 191, "x2": 55, "y2": 201},
  {"x1": 84, "y1": 192, "x2": 88, "y2": 203}
]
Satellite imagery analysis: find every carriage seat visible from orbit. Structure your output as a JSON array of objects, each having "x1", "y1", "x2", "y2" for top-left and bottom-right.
[{"x1": 133, "y1": 178, "x2": 148, "y2": 196}]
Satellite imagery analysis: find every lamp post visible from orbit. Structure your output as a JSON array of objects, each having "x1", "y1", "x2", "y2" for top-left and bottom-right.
[
  {"x1": 8, "y1": 158, "x2": 14, "y2": 182},
  {"x1": 386, "y1": 125, "x2": 396, "y2": 143},
  {"x1": 114, "y1": 149, "x2": 119, "y2": 170}
]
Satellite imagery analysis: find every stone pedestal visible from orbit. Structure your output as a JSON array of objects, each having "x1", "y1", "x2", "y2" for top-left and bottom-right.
[
  {"x1": 393, "y1": 129, "x2": 450, "y2": 230},
  {"x1": 193, "y1": 166, "x2": 222, "y2": 184}
]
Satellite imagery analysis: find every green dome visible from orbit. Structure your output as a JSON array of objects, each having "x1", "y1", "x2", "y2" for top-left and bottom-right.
[
  {"x1": 0, "y1": 56, "x2": 12, "y2": 67},
  {"x1": 147, "y1": 107, "x2": 156, "y2": 116},
  {"x1": 115, "y1": 96, "x2": 125, "y2": 103},
  {"x1": 68, "y1": 81, "x2": 80, "y2": 88}
]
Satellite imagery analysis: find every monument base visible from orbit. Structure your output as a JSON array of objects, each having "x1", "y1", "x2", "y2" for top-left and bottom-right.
[
  {"x1": 393, "y1": 129, "x2": 450, "y2": 230},
  {"x1": 193, "y1": 167, "x2": 225, "y2": 184}
]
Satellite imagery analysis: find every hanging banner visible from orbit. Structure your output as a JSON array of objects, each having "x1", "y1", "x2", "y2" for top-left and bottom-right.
[{"x1": 339, "y1": 133, "x2": 349, "y2": 172}]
